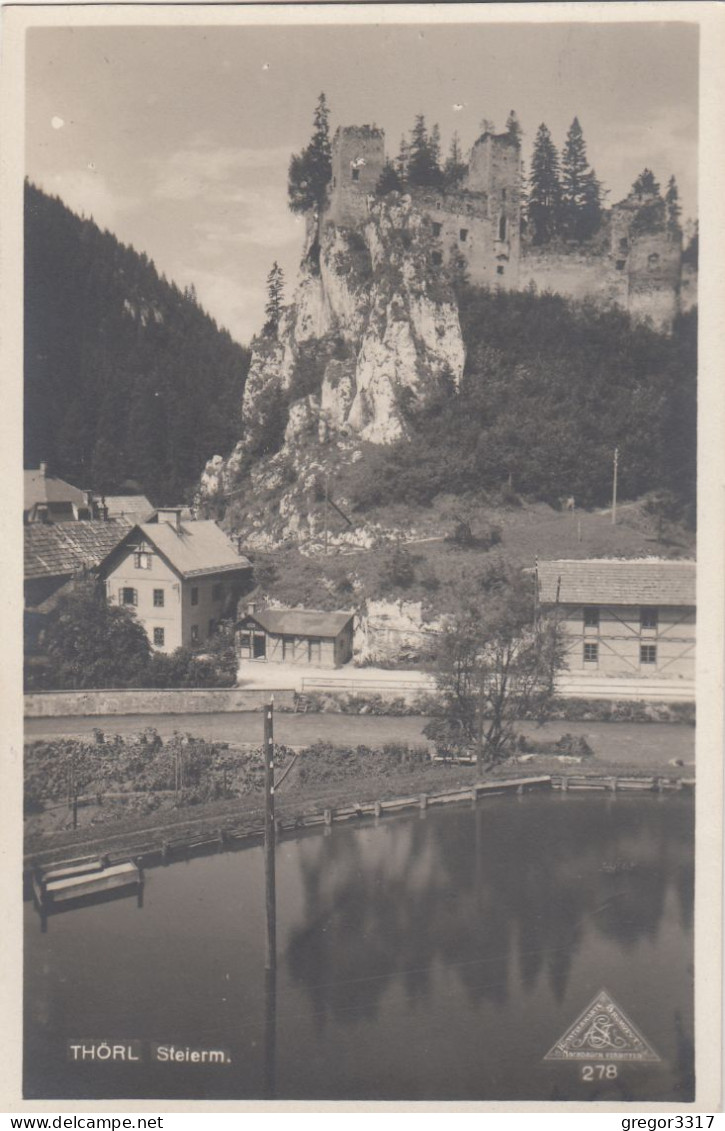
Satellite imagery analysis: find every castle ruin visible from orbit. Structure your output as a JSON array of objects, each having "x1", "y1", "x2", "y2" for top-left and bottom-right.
[{"x1": 324, "y1": 125, "x2": 691, "y2": 331}]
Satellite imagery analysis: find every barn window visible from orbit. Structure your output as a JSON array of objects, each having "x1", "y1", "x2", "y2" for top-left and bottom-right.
[
  {"x1": 583, "y1": 607, "x2": 600, "y2": 629},
  {"x1": 583, "y1": 642, "x2": 598, "y2": 663},
  {"x1": 351, "y1": 167, "x2": 360, "y2": 182},
  {"x1": 459, "y1": 228, "x2": 469, "y2": 242},
  {"x1": 499, "y1": 215, "x2": 507, "y2": 241},
  {"x1": 640, "y1": 644, "x2": 657, "y2": 664},
  {"x1": 496, "y1": 265, "x2": 505, "y2": 276}
]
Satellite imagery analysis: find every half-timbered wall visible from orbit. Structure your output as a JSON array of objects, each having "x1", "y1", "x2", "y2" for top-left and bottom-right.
[{"x1": 557, "y1": 603, "x2": 695, "y2": 679}]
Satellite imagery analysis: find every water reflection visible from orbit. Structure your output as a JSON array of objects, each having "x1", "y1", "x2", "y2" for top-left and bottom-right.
[
  {"x1": 287, "y1": 795, "x2": 693, "y2": 1022},
  {"x1": 24, "y1": 793, "x2": 693, "y2": 1101}
]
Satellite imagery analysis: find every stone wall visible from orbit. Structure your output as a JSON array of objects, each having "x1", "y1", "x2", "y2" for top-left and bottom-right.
[{"x1": 24, "y1": 687, "x2": 297, "y2": 718}]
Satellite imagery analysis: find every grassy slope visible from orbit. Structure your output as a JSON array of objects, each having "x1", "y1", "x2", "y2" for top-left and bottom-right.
[{"x1": 246, "y1": 493, "x2": 695, "y2": 617}]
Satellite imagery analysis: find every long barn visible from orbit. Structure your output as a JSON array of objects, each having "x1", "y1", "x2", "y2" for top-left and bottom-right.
[{"x1": 236, "y1": 607, "x2": 354, "y2": 669}]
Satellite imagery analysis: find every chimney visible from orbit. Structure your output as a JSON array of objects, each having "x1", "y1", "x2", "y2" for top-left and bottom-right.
[{"x1": 156, "y1": 507, "x2": 183, "y2": 532}]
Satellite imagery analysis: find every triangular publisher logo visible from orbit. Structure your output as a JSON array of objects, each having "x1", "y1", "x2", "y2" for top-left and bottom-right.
[{"x1": 544, "y1": 989, "x2": 660, "y2": 1062}]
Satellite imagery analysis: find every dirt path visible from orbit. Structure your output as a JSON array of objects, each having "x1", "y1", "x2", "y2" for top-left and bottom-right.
[{"x1": 26, "y1": 712, "x2": 694, "y2": 766}]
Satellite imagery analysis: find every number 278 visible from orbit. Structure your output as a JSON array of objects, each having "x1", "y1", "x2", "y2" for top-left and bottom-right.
[{"x1": 581, "y1": 1064, "x2": 618, "y2": 1080}]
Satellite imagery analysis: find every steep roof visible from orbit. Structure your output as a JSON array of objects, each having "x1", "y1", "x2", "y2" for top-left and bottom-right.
[
  {"x1": 24, "y1": 468, "x2": 87, "y2": 511},
  {"x1": 537, "y1": 559, "x2": 695, "y2": 607},
  {"x1": 242, "y1": 607, "x2": 354, "y2": 638},
  {"x1": 133, "y1": 519, "x2": 251, "y2": 579},
  {"x1": 25, "y1": 519, "x2": 132, "y2": 580}
]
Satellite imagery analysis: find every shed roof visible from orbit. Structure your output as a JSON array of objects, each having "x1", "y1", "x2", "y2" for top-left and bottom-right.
[
  {"x1": 242, "y1": 608, "x2": 354, "y2": 638},
  {"x1": 25, "y1": 519, "x2": 132, "y2": 580},
  {"x1": 537, "y1": 558, "x2": 695, "y2": 607},
  {"x1": 24, "y1": 468, "x2": 87, "y2": 511},
  {"x1": 130, "y1": 519, "x2": 251, "y2": 579}
]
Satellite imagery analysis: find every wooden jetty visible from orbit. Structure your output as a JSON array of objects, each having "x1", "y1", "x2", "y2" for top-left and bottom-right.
[{"x1": 32, "y1": 857, "x2": 142, "y2": 910}]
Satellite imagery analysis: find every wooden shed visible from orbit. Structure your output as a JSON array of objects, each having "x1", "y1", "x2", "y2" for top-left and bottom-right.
[{"x1": 237, "y1": 607, "x2": 354, "y2": 668}]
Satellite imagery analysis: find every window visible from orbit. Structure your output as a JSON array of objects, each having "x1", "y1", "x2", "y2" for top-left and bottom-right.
[
  {"x1": 459, "y1": 228, "x2": 469, "y2": 242},
  {"x1": 351, "y1": 167, "x2": 360, "y2": 182},
  {"x1": 583, "y1": 607, "x2": 600, "y2": 629},
  {"x1": 212, "y1": 583, "x2": 223, "y2": 602},
  {"x1": 153, "y1": 589, "x2": 165, "y2": 608},
  {"x1": 432, "y1": 251, "x2": 443, "y2": 267},
  {"x1": 191, "y1": 587, "x2": 199, "y2": 606},
  {"x1": 640, "y1": 607, "x2": 658, "y2": 630},
  {"x1": 153, "y1": 627, "x2": 165, "y2": 647},
  {"x1": 432, "y1": 222, "x2": 442, "y2": 237},
  {"x1": 583, "y1": 642, "x2": 598, "y2": 663},
  {"x1": 498, "y1": 215, "x2": 507, "y2": 241},
  {"x1": 121, "y1": 588, "x2": 137, "y2": 606},
  {"x1": 640, "y1": 644, "x2": 657, "y2": 665},
  {"x1": 134, "y1": 552, "x2": 152, "y2": 570},
  {"x1": 191, "y1": 625, "x2": 199, "y2": 644},
  {"x1": 496, "y1": 265, "x2": 505, "y2": 276},
  {"x1": 616, "y1": 259, "x2": 626, "y2": 271}
]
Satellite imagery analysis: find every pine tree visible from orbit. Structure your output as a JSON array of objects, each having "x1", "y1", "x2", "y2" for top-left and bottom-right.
[
  {"x1": 376, "y1": 158, "x2": 404, "y2": 196},
  {"x1": 263, "y1": 262, "x2": 285, "y2": 336},
  {"x1": 395, "y1": 134, "x2": 410, "y2": 182},
  {"x1": 288, "y1": 93, "x2": 332, "y2": 214},
  {"x1": 528, "y1": 123, "x2": 562, "y2": 244},
  {"x1": 665, "y1": 175, "x2": 682, "y2": 229},
  {"x1": 407, "y1": 114, "x2": 442, "y2": 188},
  {"x1": 444, "y1": 132, "x2": 467, "y2": 189},
  {"x1": 561, "y1": 118, "x2": 602, "y2": 241},
  {"x1": 505, "y1": 110, "x2": 522, "y2": 145},
  {"x1": 632, "y1": 169, "x2": 660, "y2": 197}
]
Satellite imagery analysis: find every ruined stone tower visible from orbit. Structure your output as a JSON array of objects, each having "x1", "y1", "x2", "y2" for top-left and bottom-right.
[{"x1": 328, "y1": 125, "x2": 385, "y2": 226}]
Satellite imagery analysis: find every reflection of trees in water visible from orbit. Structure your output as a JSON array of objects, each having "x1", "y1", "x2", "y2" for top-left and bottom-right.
[{"x1": 286, "y1": 797, "x2": 693, "y2": 1026}]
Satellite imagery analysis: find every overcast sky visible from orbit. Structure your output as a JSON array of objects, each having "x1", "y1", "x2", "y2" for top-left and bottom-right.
[{"x1": 26, "y1": 19, "x2": 699, "y2": 345}]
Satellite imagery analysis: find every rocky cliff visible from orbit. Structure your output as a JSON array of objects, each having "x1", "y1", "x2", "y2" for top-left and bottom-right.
[{"x1": 200, "y1": 195, "x2": 465, "y2": 542}]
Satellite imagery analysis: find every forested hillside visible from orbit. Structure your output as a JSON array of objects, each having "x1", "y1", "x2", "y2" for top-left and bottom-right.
[
  {"x1": 24, "y1": 182, "x2": 251, "y2": 504},
  {"x1": 348, "y1": 285, "x2": 697, "y2": 516}
]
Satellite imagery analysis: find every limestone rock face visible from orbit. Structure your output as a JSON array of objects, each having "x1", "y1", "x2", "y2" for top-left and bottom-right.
[
  {"x1": 244, "y1": 195, "x2": 465, "y2": 451},
  {"x1": 199, "y1": 194, "x2": 467, "y2": 533}
]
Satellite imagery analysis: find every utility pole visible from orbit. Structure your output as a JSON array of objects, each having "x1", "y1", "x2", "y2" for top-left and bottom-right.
[
  {"x1": 263, "y1": 698, "x2": 277, "y2": 1099},
  {"x1": 611, "y1": 447, "x2": 619, "y2": 526},
  {"x1": 324, "y1": 478, "x2": 329, "y2": 556},
  {"x1": 263, "y1": 698, "x2": 276, "y2": 970}
]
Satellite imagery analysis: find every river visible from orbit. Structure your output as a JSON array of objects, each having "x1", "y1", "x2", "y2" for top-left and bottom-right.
[{"x1": 24, "y1": 791, "x2": 694, "y2": 1102}]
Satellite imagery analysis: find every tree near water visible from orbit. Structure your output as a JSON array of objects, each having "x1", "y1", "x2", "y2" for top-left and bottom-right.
[{"x1": 424, "y1": 563, "x2": 565, "y2": 767}]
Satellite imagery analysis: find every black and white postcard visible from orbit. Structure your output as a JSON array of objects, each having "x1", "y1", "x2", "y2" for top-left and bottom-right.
[{"x1": 2, "y1": 1, "x2": 723, "y2": 1114}]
